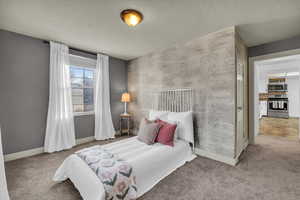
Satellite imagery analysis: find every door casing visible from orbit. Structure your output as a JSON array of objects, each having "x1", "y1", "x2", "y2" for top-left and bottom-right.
[{"x1": 249, "y1": 48, "x2": 300, "y2": 144}]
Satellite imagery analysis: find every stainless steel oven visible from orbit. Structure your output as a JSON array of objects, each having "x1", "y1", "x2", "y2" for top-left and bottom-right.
[{"x1": 267, "y1": 94, "x2": 289, "y2": 118}]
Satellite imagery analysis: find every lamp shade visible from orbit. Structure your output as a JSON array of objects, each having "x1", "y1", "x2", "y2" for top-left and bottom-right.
[{"x1": 121, "y1": 92, "x2": 131, "y2": 102}]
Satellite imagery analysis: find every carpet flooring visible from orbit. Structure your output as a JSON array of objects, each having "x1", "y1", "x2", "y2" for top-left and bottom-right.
[{"x1": 5, "y1": 135, "x2": 300, "y2": 200}]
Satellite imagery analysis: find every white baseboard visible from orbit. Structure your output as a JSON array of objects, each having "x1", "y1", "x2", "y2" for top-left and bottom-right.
[
  {"x1": 238, "y1": 140, "x2": 249, "y2": 158},
  {"x1": 4, "y1": 147, "x2": 44, "y2": 162},
  {"x1": 194, "y1": 148, "x2": 238, "y2": 166},
  {"x1": 4, "y1": 136, "x2": 95, "y2": 162},
  {"x1": 76, "y1": 136, "x2": 95, "y2": 145}
]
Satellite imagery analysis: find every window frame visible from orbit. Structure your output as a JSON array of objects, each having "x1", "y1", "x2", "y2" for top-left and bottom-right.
[{"x1": 70, "y1": 64, "x2": 96, "y2": 117}]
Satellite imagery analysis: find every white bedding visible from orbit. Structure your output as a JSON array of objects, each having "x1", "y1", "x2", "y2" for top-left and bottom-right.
[{"x1": 53, "y1": 136, "x2": 195, "y2": 200}]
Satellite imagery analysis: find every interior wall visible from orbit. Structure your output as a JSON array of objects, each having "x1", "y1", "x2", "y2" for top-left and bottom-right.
[
  {"x1": 0, "y1": 29, "x2": 127, "y2": 154},
  {"x1": 128, "y1": 27, "x2": 237, "y2": 158},
  {"x1": 249, "y1": 35, "x2": 300, "y2": 57},
  {"x1": 286, "y1": 77, "x2": 299, "y2": 117}
]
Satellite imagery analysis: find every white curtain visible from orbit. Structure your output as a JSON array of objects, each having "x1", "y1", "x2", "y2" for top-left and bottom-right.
[
  {"x1": 44, "y1": 41, "x2": 75, "y2": 153},
  {"x1": 94, "y1": 54, "x2": 115, "y2": 140},
  {"x1": 0, "y1": 127, "x2": 10, "y2": 200}
]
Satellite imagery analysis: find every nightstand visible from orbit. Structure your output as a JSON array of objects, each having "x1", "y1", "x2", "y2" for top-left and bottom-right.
[{"x1": 119, "y1": 114, "x2": 133, "y2": 136}]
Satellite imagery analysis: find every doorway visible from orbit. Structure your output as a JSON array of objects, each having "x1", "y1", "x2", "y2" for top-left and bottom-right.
[{"x1": 249, "y1": 49, "x2": 300, "y2": 144}]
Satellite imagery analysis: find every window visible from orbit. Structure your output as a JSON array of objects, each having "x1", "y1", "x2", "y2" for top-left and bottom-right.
[{"x1": 70, "y1": 66, "x2": 95, "y2": 114}]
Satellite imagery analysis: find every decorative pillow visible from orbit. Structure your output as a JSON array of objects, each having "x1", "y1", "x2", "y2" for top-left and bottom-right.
[
  {"x1": 148, "y1": 110, "x2": 169, "y2": 121},
  {"x1": 159, "y1": 119, "x2": 179, "y2": 140},
  {"x1": 137, "y1": 118, "x2": 161, "y2": 145},
  {"x1": 155, "y1": 119, "x2": 177, "y2": 147},
  {"x1": 167, "y1": 111, "x2": 194, "y2": 146}
]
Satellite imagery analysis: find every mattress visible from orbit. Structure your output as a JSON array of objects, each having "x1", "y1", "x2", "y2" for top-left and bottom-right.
[{"x1": 53, "y1": 136, "x2": 195, "y2": 200}]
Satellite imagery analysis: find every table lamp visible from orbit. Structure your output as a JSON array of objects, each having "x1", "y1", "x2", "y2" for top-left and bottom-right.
[{"x1": 121, "y1": 92, "x2": 131, "y2": 115}]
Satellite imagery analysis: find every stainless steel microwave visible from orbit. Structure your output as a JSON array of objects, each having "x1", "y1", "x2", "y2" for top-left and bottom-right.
[{"x1": 268, "y1": 83, "x2": 288, "y2": 92}]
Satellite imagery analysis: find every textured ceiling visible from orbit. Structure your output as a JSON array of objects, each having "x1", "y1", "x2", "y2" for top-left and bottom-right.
[{"x1": 1, "y1": 0, "x2": 300, "y2": 60}]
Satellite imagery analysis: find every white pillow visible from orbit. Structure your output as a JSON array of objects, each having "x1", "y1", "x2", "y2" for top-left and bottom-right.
[
  {"x1": 148, "y1": 110, "x2": 169, "y2": 121},
  {"x1": 167, "y1": 111, "x2": 194, "y2": 145}
]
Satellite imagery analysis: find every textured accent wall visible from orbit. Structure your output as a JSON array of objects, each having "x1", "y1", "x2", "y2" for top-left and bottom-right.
[{"x1": 128, "y1": 27, "x2": 238, "y2": 158}]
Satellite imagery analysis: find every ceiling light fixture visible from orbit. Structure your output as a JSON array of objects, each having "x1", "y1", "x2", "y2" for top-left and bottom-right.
[{"x1": 121, "y1": 9, "x2": 143, "y2": 27}]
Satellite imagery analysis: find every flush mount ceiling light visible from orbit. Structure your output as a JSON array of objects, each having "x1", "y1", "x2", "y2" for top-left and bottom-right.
[{"x1": 120, "y1": 9, "x2": 143, "y2": 27}]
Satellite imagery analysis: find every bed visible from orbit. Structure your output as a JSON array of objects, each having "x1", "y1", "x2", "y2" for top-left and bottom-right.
[
  {"x1": 53, "y1": 88, "x2": 195, "y2": 200},
  {"x1": 54, "y1": 136, "x2": 195, "y2": 199}
]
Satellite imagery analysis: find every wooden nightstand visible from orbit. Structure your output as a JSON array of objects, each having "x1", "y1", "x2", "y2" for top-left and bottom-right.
[{"x1": 119, "y1": 114, "x2": 133, "y2": 136}]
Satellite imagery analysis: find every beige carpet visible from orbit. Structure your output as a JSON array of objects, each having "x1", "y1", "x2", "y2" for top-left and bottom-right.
[{"x1": 5, "y1": 135, "x2": 300, "y2": 200}]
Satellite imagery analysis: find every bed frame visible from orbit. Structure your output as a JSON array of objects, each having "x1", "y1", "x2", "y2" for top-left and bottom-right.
[
  {"x1": 151, "y1": 88, "x2": 195, "y2": 151},
  {"x1": 151, "y1": 88, "x2": 194, "y2": 112}
]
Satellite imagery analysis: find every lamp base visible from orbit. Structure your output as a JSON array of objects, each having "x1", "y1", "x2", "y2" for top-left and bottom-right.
[{"x1": 123, "y1": 102, "x2": 129, "y2": 116}]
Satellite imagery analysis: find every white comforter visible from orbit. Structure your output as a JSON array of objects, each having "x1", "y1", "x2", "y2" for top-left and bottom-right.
[{"x1": 53, "y1": 136, "x2": 195, "y2": 200}]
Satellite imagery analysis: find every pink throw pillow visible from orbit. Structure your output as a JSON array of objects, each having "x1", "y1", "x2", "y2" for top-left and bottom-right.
[{"x1": 155, "y1": 119, "x2": 177, "y2": 146}]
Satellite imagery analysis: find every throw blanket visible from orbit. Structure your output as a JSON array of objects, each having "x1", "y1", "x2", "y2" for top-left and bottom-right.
[{"x1": 76, "y1": 146, "x2": 137, "y2": 200}]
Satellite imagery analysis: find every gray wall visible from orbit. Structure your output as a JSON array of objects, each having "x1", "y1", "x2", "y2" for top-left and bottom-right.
[
  {"x1": 0, "y1": 30, "x2": 127, "y2": 154},
  {"x1": 109, "y1": 58, "x2": 128, "y2": 130},
  {"x1": 128, "y1": 27, "x2": 238, "y2": 158},
  {"x1": 249, "y1": 35, "x2": 300, "y2": 57}
]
